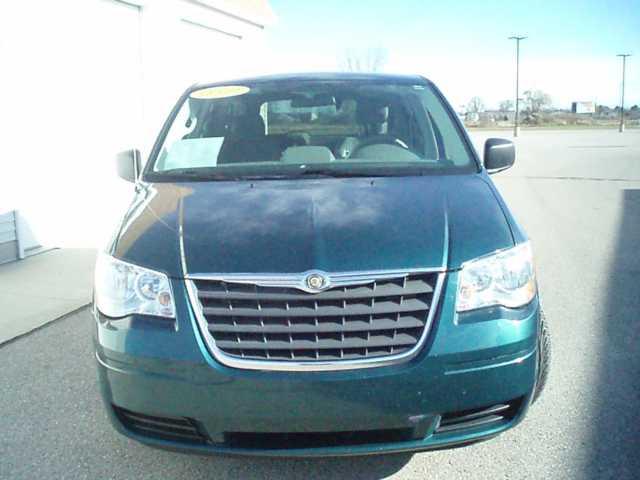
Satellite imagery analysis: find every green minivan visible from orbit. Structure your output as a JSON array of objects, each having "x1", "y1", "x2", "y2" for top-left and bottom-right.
[{"x1": 93, "y1": 73, "x2": 550, "y2": 456}]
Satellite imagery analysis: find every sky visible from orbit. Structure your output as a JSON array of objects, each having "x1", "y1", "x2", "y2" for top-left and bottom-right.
[{"x1": 260, "y1": 0, "x2": 640, "y2": 110}]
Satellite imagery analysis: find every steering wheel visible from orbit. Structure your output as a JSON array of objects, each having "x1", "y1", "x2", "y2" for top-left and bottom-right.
[{"x1": 350, "y1": 135, "x2": 410, "y2": 157}]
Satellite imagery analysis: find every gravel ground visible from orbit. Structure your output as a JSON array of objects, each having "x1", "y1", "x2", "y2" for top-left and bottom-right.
[{"x1": 1, "y1": 129, "x2": 639, "y2": 479}]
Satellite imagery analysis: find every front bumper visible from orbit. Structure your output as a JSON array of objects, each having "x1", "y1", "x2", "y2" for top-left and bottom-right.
[{"x1": 94, "y1": 274, "x2": 540, "y2": 456}]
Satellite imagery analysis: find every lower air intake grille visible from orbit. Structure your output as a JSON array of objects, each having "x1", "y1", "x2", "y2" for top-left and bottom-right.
[
  {"x1": 223, "y1": 428, "x2": 417, "y2": 449},
  {"x1": 189, "y1": 271, "x2": 440, "y2": 364},
  {"x1": 113, "y1": 406, "x2": 208, "y2": 444},
  {"x1": 436, "y1": 397, "x2": 524, "y2": 434}
]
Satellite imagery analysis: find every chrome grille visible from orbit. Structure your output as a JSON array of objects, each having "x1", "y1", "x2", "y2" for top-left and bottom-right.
[{"x1": 187, "y1": 271, "x2": 442, "y2": 369}]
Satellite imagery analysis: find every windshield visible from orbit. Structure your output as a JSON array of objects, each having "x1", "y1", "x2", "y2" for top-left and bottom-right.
[{"x1": 145, "y1": 79, "x2": 476, "y2": 181}]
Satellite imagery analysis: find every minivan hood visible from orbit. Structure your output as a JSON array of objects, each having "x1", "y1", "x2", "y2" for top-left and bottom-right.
[{"x1": 113, "y1": 175, "x2": 514, "y2": 277}]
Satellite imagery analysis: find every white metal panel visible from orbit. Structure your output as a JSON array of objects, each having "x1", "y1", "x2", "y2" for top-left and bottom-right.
[
  {"x1": 0, "y1": 0, "x2": 267, "y2": 250},
  {"x1": 0, "y1": 211, "x2": 18, "y2": 264},
  {"x1": 178, "y1": 17, "x2": 245, "y2": 83},
  {"x1": 0, "y1": 0, "x2": 143, "y2": 249}
]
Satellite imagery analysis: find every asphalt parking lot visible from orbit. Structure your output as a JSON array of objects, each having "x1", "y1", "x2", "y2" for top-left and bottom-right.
[{"x1": 1, "y1": 129, "x2": 639, "y2": 479}]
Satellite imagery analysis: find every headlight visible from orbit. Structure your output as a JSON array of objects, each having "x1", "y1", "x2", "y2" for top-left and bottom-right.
[
  {"x1": 94, "y1": 252, "x2": 175, "y2": 318},
  {"x1": 456, "y1": 242, "x2": 536, "y2": 312}
]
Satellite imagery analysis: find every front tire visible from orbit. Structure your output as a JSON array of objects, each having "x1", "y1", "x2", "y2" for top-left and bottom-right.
[{"x1": 532, "y1": 311, "x2": 551, "y2": 403}]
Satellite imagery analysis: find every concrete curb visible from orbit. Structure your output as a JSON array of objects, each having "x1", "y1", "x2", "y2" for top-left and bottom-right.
[{"x1": 0, "y1": 303, "x2": 91, "y2": 348}]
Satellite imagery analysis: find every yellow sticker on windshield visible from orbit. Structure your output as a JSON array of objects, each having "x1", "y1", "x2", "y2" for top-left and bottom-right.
[{"x1": 190, "y1": 85, "x2": 250, "y2": 99}]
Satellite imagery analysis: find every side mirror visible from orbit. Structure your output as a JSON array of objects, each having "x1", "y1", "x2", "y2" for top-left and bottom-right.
[
  {"x1": 116, "y1": 149, "x2": 141, "y2": 183},
  {"x1": 484, "y1": 138, "x2": 515, "y2": 173}
]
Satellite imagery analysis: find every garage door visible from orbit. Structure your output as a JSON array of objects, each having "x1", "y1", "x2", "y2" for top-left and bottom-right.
[
  {"x1": 0, "y1": 212, "x2": 20, "y2": 264},
  {"x1": 178, "y1": 18, "x2": 245, "y2": 83},
  {"x1": 0, "y1": 0, "x2": 143, "y2": 249}
]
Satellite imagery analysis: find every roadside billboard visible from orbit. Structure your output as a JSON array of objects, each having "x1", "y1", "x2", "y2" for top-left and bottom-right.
[{"x1": 571, "y1": 101, "x2": 596, "y2": 114}]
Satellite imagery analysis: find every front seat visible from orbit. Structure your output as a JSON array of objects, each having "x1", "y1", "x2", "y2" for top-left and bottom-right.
[{"x1": 217, "y1": 114, "x2": 282, "y2": 164}]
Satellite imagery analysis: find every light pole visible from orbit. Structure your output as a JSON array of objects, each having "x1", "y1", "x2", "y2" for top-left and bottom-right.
[
  {"x1": 509, "y1": 36, "x2": 527, "y2": 137},
  {"x1": 617, "y1": 54, "x2": 631, "y2": 133}
]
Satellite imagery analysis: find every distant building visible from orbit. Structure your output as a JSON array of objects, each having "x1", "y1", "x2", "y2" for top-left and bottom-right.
[
  {"x1": 596, "y1": 105, "x2": 618, "y2": 119},
  {"x1": 485, "y1": 110, "x2": 515, "y2": 122},
  {"x1": 571, "y1": 101, "x2": 596, "y2": 114},
  {"x1": 465, "y1": 112, "x2": 480, "y2": 122}
]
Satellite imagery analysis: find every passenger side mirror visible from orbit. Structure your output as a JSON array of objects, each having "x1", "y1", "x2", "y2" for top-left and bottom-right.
[
  {"x1": 484, "y1": 138, "x2": 515, "y2": 173},
  {"x1": 116, "y1": 149, "x2": 141, "y2": 183}
]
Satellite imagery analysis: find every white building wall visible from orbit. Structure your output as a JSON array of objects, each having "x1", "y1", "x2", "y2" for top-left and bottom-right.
[{"x1": 0, "y1": 0, "x2": 272, "y2": 252}]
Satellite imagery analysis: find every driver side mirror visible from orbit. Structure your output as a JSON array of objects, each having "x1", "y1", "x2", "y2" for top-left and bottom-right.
[
  {"x1": 484, "y1": 138, "x2": 515, "y2": 173},
  {"x1": 116, "y1": 149, "x2": 141, "y2": 183}
]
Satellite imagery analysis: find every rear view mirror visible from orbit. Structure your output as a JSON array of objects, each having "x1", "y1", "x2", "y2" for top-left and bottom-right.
[
  {"x1": 484, "y1": 138, "x2": 515, "y2": 173},
  {"x1": 116, "y1": 149, "x2": 141, "y2": 183}
]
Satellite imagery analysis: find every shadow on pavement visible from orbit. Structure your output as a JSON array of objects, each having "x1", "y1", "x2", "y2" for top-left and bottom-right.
[
  {"x1": 586, "y1": 189, "x2": 640, "y2": 478},
  {"x1": 178, "y1": 451, "x2": 414, "y2": 479}
]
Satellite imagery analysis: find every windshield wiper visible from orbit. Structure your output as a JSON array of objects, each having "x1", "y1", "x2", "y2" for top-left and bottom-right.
[
  {"x1": 155, "y1": 169, "x2": 236, "y2": 181},
  {"x1": 155, "y1": 169, "x2": 292, "y2": 181},
  {"x1": 152, "y1": 166, "x2": 409, "y2": 182},
  {"x1": 296, "y1": 167, "x2": 388, "y2": 178}
]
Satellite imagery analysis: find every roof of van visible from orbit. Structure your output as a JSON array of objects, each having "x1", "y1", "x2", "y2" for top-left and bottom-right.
[{"x1": 193, "y1": 72, "x2": 430, "y2": 89}]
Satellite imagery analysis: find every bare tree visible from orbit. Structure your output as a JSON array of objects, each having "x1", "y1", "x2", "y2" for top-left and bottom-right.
[
  {"x1": 466, "y1": 96, "x2": 485, "y2": 114},
  {"x1": 499, "y1": 99, "x2": 514, "y2": 113},
  {"x1": 340, "y1": 47, "x2": 388, "y2": 73},
  {"x1": 523, "y1": 90, "x2": 552, "y2": 113}
]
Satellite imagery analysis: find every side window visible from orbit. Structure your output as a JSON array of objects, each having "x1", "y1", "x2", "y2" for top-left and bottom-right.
[
  {"x1": 391, "y1": 98, "x2": 437, "y2": 159},
  {"x1": 261, "y1": 100, "x2": 298, "y2": 135},
  {"x1": 429, "y1": 112, "x2": 447, "y2": 159}
]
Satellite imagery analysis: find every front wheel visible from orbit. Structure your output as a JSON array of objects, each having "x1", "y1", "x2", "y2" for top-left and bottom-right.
[{"x1": 532, "y1": 311, "x2": 551, "y2": 403}]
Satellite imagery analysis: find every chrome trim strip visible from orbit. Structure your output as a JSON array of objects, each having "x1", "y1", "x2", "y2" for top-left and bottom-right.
[
  {"x1": 184, "y1": 272, "x2": 446, "y2": 372},
  {"x1": 185, "y1": 268, "x2": 446, "y2": 293},
  {"x1": 441, "y1": 199, "x2": 450, "y2": 270},
  {"x1": 444, "y1": 349, "x2": 535, "y2": 375}
]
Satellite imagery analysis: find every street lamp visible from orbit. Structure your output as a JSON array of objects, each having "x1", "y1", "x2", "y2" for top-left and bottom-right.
[
  {"x1": 617, "y1": 53, "x2": 631, "y2": 133},
  {"x1": 509, "y1": 36, "x2": 527, "y2": 137}
]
